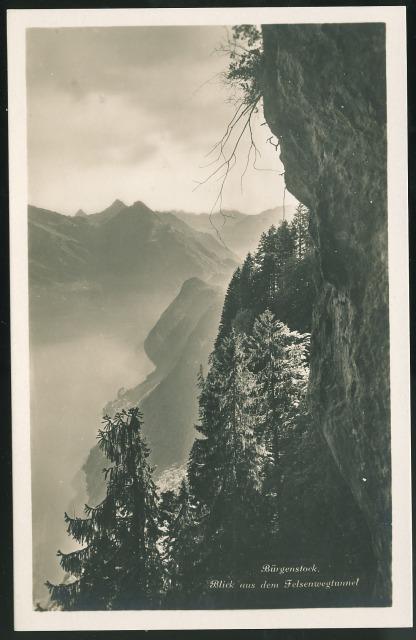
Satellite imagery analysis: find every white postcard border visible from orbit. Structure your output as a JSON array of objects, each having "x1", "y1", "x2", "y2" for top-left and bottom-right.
[{"x1": 8, "y1": 5, "x2": 411, "y2": 631}]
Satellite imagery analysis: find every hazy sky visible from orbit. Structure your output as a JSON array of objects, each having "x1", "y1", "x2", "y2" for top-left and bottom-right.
[{"x1": 27, "y1": 26, "x2": 294, "y2": 215}]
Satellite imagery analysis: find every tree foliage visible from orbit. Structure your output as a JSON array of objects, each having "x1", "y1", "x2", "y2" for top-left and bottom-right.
[
  {"x1": 226, "y1": 25, "x2": 263, "y2": 105},
  {"x1": 46, "y1": 213, "x2": 324, "y2": 610},
  {"x1": 46, "y1": 409, "x2": 163, "y2": 610}
]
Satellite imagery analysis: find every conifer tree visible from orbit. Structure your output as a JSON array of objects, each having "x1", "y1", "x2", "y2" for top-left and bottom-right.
[
  {"x1": 273, "y1": 220, "x2": 296, "y2": 298},
  {"x1": 247, "y1": 311, "x2": 309, "y2": 437},
  {"x1": 187, "y1": 365, "x2": 219, "y2": 508},
  {"x1": 239, "y1": 252, "x2": 254, "y2": 309},
  {"x1": 215, "y1": 267, "x2": 241, "y2": 347},
  {"x1": 161, "y1": 480, "x2": 200, "y2": 603},
  {"x1": 291, "y1": 203, "x2": 311, "y2": 260},
  {"x1": 253, "y1": 222, "x2": 295, "y2": 311},
  {"x1": 189, "y1": 331, "x2": 266, "y2": 581},
  {"x1": 246, "y1": 311, "x2": 310, "y2": 536},
  {"x1": 232, "y1": 252, "x2": 256, "y2": 334},
  {"x1": 46, "y1": 408, "x2": 163, "y2": 610},
  {"x1": 253, "y1": 226, "x2": 277, "y2": 309},
  {"x1": 276, "y1": 219, "x2": 296, "y2": 264}
]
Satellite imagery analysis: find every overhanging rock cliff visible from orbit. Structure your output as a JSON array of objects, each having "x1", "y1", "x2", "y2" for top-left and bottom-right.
[{"x1": 261, "y1": 23, "x2": 390, "y2": 601}]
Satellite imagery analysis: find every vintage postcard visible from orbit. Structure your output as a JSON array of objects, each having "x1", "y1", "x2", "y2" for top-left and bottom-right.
[{"x1": 8, "y1": 6, "x2": 411, "y2": 631}]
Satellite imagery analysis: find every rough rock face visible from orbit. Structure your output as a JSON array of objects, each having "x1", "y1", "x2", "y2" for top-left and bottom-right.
[{"x1": 262, "y1": 24, "x2": 390, "y2": 602}]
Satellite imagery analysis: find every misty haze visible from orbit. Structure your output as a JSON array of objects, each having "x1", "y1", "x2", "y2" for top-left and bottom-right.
[
  {"x1": 27, "y1": 21, "x2": 391, "y2": 612},
  {"x1": 28, "y1": 25, "x2": 296, "y2": 606}
]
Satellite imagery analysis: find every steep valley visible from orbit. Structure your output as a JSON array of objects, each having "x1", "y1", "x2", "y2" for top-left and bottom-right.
[
  {"x1": 30, "y1": 199, "x2": 286, "y2": 603},
  {"x1": 84, "y1": 277, "x2": 224, "y2": 505}
]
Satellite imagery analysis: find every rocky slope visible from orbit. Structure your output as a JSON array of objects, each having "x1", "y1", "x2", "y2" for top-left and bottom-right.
[
  {"x1": 83, "y1": 277, "x2": 224, "y2": 504},
  {"x1": 262, "y1": 23, "x2": 390, "y2": 602}
]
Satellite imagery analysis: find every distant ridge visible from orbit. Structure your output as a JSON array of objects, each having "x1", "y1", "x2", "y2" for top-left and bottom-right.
[
  {"x1": 169, "y1": 204, "x2": 297, "y2": 258},
  {"x1": 30, "y1": 198, "x2": 295, "y2": 271},
  {"x1": 87, "y1": 198, "x2": 127, "y2": 223},
  {"x1": 28, "y1": 200, "x2": 237, "y2": 343}
]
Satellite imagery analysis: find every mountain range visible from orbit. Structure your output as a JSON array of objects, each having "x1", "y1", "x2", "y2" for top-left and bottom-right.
[
  {"x1": 29, "y1": 199, "x2": 292, "y2": 342},
  {"x1": 29, "y1": 200, "x2": 235, "y2": 342},
  {"x1": 29, "y1": 200, "x2": 236, "y2": 289},
  {"x1": 29, "y1": 198, "x2": 291, "y2": 488},
  {"x1": 162, "y1": 205, "x2": 295, "y2": 258},
  {"x1": 29, "y1": 196, "x2": 290, "y2": 601}
]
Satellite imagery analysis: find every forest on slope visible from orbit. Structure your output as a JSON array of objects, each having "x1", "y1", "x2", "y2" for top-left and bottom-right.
[
  {"x1": 46, "y1": 208, "x2": 374, "y2": 611},
  {"x1": 29, "y1": 193, "x2": 293, "y2": 604}
]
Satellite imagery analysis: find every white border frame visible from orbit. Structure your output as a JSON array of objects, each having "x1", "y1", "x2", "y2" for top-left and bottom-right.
[{"x1": 8, "y1": 6, "x2": 411, "y2": 631}]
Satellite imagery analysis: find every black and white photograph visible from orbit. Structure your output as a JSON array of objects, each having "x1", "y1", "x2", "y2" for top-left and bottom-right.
[{"x1": 8, "y1": 6, "x2": 411, "y2": 631}]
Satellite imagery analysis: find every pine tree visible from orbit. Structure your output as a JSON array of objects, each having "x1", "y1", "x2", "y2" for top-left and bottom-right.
[
  {"x1": 240, "y1": 252, "x2": 254, "y2": 309},
  {"x1": 189, "y1": 331, "x2": 267, "y2": 583},
  {"x1": 291, "y1": 203, "x2": 311, "y2": 260},
  {"x1": 246, "y1": 311, "x2": 310, "y2": 537},
  {"x1": 253, "y1": 227, "x2": 277, "y2": 310},
  {"x1": 247, "y1": 311, "x2": 309, "y2": 436},
  {"x1": 161, "y1": 480, "x2": 201, "y2": 604},
  {"x1": 253, "y1": 222, "x2": 295, "y2": 312},
  {"x1": 276, "y1": 219, "x2": 296, "y2": 266},
  {"x1": 227, "y1": 252, "x2": 254, "y2": 335},
  {"x1": 215, "y1": 267, "x2": 241, "y2": 348},
  {"x1": 273, "y1": 220, "x2": 296, "y2": 301},
  {"x1": 46, "y1": 408, "x2": 163, "y2": 610},
  {"x1": 187, "y1": 365, "x2": 220, "y2": 508}
]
